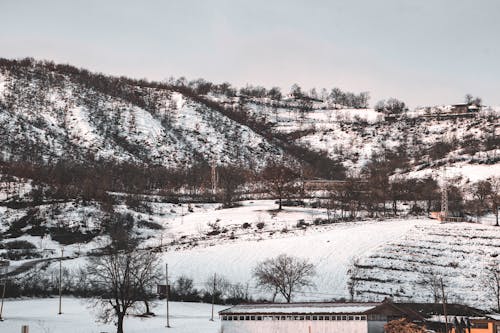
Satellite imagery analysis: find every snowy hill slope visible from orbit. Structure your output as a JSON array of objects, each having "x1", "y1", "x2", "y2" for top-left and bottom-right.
[
  {"x1": 0, "y1": 61, "x2": 283, "y2": 168},
  {"x1": 355, "y1": 222, "x2": 500, "y2": 309},
  {"x1": 240, "y1": 100, "x2": 500, "y2": 180},
  {"x1": 161, "y1": 217, "x2": 425, "y2": 301},
  {"x1": 2, "y1": 198, "x2": 499, "y2": 310},
  {"x1": 1, "y1": 58, "x2": 498, "y2": 180}
]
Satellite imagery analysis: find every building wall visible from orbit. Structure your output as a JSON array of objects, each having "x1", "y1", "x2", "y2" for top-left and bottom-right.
[
  {"x1": 451, "y1": 321, "x2": 495, "y2": 333},
  {"x1": 221, "y1": 319, "x2": 368, "y2": 333},
  {"x1": 368, "y1": 320, "x2": 387, "y2": 333}
]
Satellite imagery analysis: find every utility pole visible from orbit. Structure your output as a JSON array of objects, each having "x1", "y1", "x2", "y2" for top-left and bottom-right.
[
  {"x1": 166, "y1": 263, "x2": 170, "y2": 328},
  {"x1": 58, "y1": 248, "x2": 63, "y2": 315},
  {"x1": 0, "y1": 262, "x2": 7, "y2": 321},
  {"x1": 0, "y1": 280, "x2": 5, "y2": 321},
  {"x1": 210, "y1": 273, "x2": 216, "y2": 321},
  {"x1": 441, "y1": 277, "x2": 448, "y2": 333}
]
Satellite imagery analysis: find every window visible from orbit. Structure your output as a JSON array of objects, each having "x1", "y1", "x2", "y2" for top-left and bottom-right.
[
  {"x1": 245, "y1": 316, "x2": 250, "y2": 321},
  {"x1": 360, "y1": 315, "x2": 367, "y2": 320},
  {"x1": 332, "y1": 316, "x2": 337, "y2": 320},
  {"x1": 239, "y1": 316, "x2": 244, "y2": 321},
  {"x1": 324, "y1": 316, "x2": 330, "y2": 320},
  {"x1": 250, "y1": 316, "x2": 255, "y2": 321},
  {"x1": 256, "y1": 316, "x2": 262, "y2": 321},
  {"x1": 342, "y1": 316, "x2": 347, "y2": 320},
  {"x1": 286, "y1": 316, "x2": 292, "y2": 320},
  {"x1": 306, "y1": 316, "x2": 311, "y2": 320},
  {"x1": 280, "y1": 316, "x2": 286, "y2": 320},
  {"x1": 318, "y1": 316, "x2": 324, "y2": 320},
  {"x1": 312, "y1": 316, "x2": 318, "y2": 320},
  {"x1": 472, "y1": 323, "x2": 489, "y2": 329},
  {"x1": 355, "y1": 316, "x2": 360, "y2": 320}
]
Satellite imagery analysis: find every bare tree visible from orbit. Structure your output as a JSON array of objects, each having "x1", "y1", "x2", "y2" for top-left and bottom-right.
[
  {"x1": 489, "y1": 177, "x2": 500, "y2": 226},
  {"x1": 465, "y1": 94, "x2": 482, "y2": 106},
  {"x1": 253, "y1": 254, "x2": 316, "y2": 303},
  {"x1": 375, "y1": 98, "x2": 408, "y2": 115},
  {"x1": 135, "y1": 251, "x2": 162, "y2": 315},
  {"x1": 218, "y1": 165, "x2": 245, "y2": 207},
  {"x1": 347, "y1": 258, "x2": 361, "y2": 301},
  {"x1": 261, "y1": 161, "x2": 299, "y2": 210},
  {"x1": 484, "y1": 262, "x2": 500, "y2": 311},
  {"x1": 86, "y1": 229, "x2": 161, "y2": 333},
  {"x1": 469, "y1": 180, "x2": 492, "y2": 222},
  {"x1": 420, "y1": 271, "x2": 445, "y2": 303}
]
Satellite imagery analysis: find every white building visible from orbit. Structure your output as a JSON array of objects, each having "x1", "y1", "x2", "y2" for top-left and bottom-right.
[{"x1": 219, "y1": 302, "x2": 402, "y2": 333}]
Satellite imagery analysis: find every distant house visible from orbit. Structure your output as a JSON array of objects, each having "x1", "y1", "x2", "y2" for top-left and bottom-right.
[
  {"x1": 219, "y1": 301, "x2": 499, "y2": 333},
  {"x1": 450, "y1": 103, "x2": 481, "y2": 114}
]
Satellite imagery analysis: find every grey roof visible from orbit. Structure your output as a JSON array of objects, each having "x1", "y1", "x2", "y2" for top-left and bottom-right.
[{"x1": 219, "y1": 302, "x2": 381, "y2": 315}]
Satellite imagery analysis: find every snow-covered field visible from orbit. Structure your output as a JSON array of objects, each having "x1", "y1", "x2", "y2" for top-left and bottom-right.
[
  {"x1": 0, "y1": 298, "x2": 225, "y2": 333},
  {"x1": 162, "y1": 217, "x2": 426, "y2": 301},
  {"x1": 356, "y1": 221, "x2": 500, "y2": 309},
  {"x1": 3, "y1": 199, "x2": 499, "y2": 311}
]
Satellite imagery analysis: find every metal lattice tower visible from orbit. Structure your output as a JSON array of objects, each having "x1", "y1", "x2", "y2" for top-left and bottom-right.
[
  {"x1": 211, "y1": 159, "x2": 218, "y2": 196},
  {"x1": 441, "y1": 179, "x2": 448, "y2": 222}
]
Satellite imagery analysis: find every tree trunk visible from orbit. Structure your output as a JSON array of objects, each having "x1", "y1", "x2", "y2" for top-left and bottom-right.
[
  {"x1": 144, "y1": 300, "x2": 151, "y2": 315},
  {"x1": 496, "y1": 207, "x2": 499, "y2": 226},
  {"x1": 278, "y1": 197, "x2": 282, "y2": 210},
  {"x1": 117, "y1": 313, "x2": 124, "y2": 333}
]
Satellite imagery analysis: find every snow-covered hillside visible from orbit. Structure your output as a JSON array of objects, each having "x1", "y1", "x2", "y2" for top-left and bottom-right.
[
  {"x1": 355, "y1": 221, "x2": 500, "y2": 309},
  {"x1": 242, "y1": 100, "x2": 500, "y2": 180},
  {"x1": 1, "y1": 58, "x2": 499, "y2": 319},
  {"x1": 0, "y1": 62, "x2": 283, "y2": 168},
  {"x1": 2, "y1": 198, "x2": 499, "y2": 312},
  {"x1": 1, "y1": 59, "x2": 498, "y2": 179}
]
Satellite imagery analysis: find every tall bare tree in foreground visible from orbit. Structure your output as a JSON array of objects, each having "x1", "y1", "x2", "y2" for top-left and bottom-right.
[
  {"x1": 253, "y1": 254, "x2": 316, "y2": 303},
  {"x1": 86, "y1": 225, "x2": 161, "y2": 333}
]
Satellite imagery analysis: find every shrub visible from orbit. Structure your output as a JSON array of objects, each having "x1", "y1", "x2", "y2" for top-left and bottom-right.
[
  {"x1": 4, "y1": 240, "x2": 37, "y2": 250},
  {"x1": 256, "y1": 222, "x2": 265, "y2": 230},
  {"x1": 137, "y1": 220, "x2": 163, "y2": 230},
  {"x1": 296, "y1": 219, "x2": 309, "y2": 229}
]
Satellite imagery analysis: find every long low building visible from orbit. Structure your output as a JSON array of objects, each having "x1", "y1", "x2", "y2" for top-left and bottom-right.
[
  {"x1": 219, "y1": 301, "x2": 499, "y2": 333},
  {"x1": 219, "y1": 301, "x2": 412, "y2": 333}
]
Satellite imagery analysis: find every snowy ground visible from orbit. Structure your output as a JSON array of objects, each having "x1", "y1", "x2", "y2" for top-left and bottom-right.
[
  {"x1": 356, "y1": 221, "x2": 500, "y2": 309},
  {"x1": 3, "y1": 200, "x2": 498, "y2": 311},
  {"x1": 0, "y1": 298, "x2": 225, "y2": 333},
  {"x1": 160, "y1": 215, "x2": 427, "y2": 301}
]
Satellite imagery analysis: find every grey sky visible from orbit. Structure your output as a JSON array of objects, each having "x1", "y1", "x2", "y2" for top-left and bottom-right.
[{"x1": 1, "y1": 0, "x2": 499, "y2": 107}]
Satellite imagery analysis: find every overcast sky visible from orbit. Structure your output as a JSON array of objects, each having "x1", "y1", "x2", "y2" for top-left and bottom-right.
[{"x1": 1, "y1": 0, "x2": 499, "y2": 107}]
